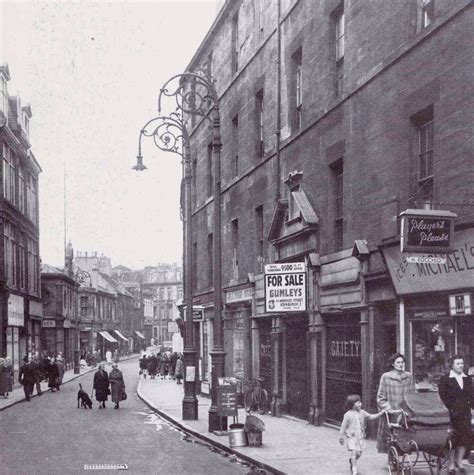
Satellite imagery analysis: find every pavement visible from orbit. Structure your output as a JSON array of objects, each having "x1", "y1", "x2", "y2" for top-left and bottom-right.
[{"x1": 137, "y1": 373, "x2": 389, "y2": 474}]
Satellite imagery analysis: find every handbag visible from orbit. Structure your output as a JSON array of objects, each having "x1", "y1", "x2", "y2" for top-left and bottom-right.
[{"x1": 121, "y1": 390, "x2": 127, "y2": 401}]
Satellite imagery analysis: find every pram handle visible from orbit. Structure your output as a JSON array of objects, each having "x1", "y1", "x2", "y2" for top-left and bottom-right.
[{"x1": 384, "y1": 409, "x2": 409, "y2": 429}]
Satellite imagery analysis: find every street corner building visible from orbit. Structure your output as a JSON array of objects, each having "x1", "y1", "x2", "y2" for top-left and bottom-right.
[
  {"x1": 0, "y1": 64, "x2": 42, "y2": 381},
  {"x1": 181, "y1": 0, "x2": 474, "y2": 430}
]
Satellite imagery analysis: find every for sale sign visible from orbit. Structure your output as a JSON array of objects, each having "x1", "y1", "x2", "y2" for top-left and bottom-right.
[{"x1": 264, "y1": 263, "x2": 307, "y2": 313}]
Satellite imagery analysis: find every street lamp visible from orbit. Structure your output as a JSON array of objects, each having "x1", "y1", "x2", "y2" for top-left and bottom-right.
[
  {"x1": 74, "y1": 268, "x2": 91, "y2": 374},
  {"x1": 133, "y1": 111, "x2": 199, "y2": 420},
  {"x1": 158, "y1": 71, "x2": 225, "y2": 432}
]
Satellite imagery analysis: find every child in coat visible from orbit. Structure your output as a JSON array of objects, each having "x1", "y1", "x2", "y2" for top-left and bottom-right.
[{"x1": 339, "y1": 394, "x2": 385, "y2": 474}]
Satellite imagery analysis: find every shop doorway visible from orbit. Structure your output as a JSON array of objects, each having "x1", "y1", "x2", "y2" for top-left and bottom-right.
[
  {"x1": 285, "y1": 319, "x2": 309, "y2": 419},
  {"x1": 325, "y1": 314, "x2": 362, "y2": 423}
]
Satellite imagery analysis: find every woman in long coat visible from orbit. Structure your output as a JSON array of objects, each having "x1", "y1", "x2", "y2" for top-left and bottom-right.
[
  {"x1": 0, "y1": 358, "x2": 7, "y2": 397},
  {"x1": 3, "y1": 357, "x2": 13, "y2": 396},
  {"x1": 376, "y1": 353, "x2": 415, "y2": 453},
  {"x1": 439, "y1": 354, "x2": 474, "y2": 474},
  {"x1": 48, "y1": 358, "x2": 60, "y2": 392},
  {"x1": 56, "y1": 356, "x2": 65, "y2": 386},
  {"x1": 108, "y1": 363, "x2": 125, "y2": 409},
  {"x1": 93, "y1": 364, "x2": 110, "y2": 408}
]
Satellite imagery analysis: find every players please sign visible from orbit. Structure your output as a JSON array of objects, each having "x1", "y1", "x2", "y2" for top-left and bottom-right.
[{"x1": 264, "y1": 263, "x2": 307, "y2": 312}]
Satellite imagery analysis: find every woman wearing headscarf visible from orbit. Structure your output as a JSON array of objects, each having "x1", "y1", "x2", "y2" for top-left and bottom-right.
[
  {"x1": 109, "y1": 363, "x2": 125, "y2": 409},
  {"x1": 93, "y1": 363, "x2": 110, "y2": 409},
  {"x1": 376, "y1": 353, "x2": 415, "y2": 453},
  {"x1": 439, "y1": 354, "x2": 474, "y2": 475}
]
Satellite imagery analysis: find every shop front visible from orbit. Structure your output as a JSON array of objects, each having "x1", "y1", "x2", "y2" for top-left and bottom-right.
[
  {"x1": 383, "y1": 226, "x2": 474, "y2": 391},
  {"x1": 28, "y1": 299, "x2": 42, "y2": 356},
  {"x1": 223, "y1": 285, "x2": 253, "y2": 384},
  {"x1": 318, "y1": 251, "x2": 369, "y2": 424},
  {"x1": 7, "y1": 293, "x2": 27, "y2": 381}
]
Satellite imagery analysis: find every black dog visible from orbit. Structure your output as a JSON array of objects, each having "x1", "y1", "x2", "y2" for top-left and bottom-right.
[{"x1": 77, "y1": 383, "x2": 93, "y2": 409}]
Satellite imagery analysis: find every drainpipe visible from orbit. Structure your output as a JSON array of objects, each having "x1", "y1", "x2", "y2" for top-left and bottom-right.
[{"x1": 275, "y1": 0, "x2": 282, "y2": 202}]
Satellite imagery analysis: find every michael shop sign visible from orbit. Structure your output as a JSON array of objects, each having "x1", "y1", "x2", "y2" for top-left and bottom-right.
[{"x1": 264, "y1": 263, "x2": 307, "y2": 313}]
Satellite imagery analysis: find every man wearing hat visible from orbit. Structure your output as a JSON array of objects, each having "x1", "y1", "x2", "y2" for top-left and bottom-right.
[{"x1": 19, "y1": 356, "x2": 36, "y2": 401}]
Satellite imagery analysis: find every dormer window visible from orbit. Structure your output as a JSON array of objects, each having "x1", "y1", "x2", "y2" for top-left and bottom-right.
[{"x1": 1, "y1": 75, "x2": 8, "y2": 117}]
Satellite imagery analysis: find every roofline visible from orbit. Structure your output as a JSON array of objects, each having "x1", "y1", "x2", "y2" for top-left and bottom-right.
[{"x1": 185, "y1": 0, "x2": 233, "y2": 72}]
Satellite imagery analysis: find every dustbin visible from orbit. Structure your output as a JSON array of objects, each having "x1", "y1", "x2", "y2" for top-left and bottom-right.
[{"x1": 228, "y1": 423, "x2": 247, "y2": 447}]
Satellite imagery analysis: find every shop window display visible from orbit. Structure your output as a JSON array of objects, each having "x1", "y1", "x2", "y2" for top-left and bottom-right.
[{"x1": 412, "y1": 320, "x2": 455, "y2": 391}]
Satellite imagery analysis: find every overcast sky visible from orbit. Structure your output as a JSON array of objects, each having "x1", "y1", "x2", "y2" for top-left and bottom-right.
[{"x1": 0, "y1": 0, "x2": 219, "y2": 270}]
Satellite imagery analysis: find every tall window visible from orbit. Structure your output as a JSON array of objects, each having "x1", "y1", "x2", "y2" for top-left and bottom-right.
[
  {"x1": 3, "y1": 222, "x2": 16, "y2": 287},
  {"x1": 27, "y1": 237, "x2": 39, "y2": 295},
  {"x1": 256, "y1": 89, "x2": 264, "y2": 157},
  {"x1": 334, "y1": 6, "x2": 345, "y2": 97},
  {"x1": 418, "y1": 120, "x2": 434, "y2": 209},
  {"x1": 255, "y1": 206, "x2": 264, "y2": 272},
  {"x1": 2, "y1": 143, "x2": 15, "y2": 203},
  {"x1": 26, "y1": 172, "x2": 37, "y2": 224},
  {"x1": 80, "y1": 296, "x2": 88, "y2": 317},
  {"x1": 207, "y1": 143, "x2": 213, "y2": 197},
  {"x1": 18, "y1": 165, "x2": 25, "y2": 213},
  {"x1": 19, "y1": 234, "x2": 26, "y2": 290},
  {"x1": 292, "y1": 49, "x2": 303, "y2": 130},
  {"x1": 231, "y1": 11, "x2": 239, "y2": 73},
  {"x1": 421, "y1": 0, "x2": 434, "y2": 28},
  {"x1": 231, "y1": 219, "x2": 239, "y2": 280},
  {"x1": 207, "y1": 233, "x2": 214, "y2": 287},
  {"x1": 332, "y1": 159, "x2": 344, "y2": 251},
  {"x1": 232, "y1": 114, "x2": 239, "y2": 176}
]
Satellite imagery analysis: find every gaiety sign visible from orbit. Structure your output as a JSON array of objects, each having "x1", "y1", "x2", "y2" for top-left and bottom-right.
[
  {"x1": 264, "y1": 262, "x2": 307, "y2": 313},
  {"x1": 400, "y1": 209, "x2": 456, "y2": 253}
]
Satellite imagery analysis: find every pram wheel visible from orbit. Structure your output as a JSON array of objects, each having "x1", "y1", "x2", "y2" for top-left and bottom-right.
[
  {"x1": 388, "y1": 446, "x2": 400, "y2": 474},
  {"x1": 401, "y1": 453, "x2": 413, "y2": 474}
]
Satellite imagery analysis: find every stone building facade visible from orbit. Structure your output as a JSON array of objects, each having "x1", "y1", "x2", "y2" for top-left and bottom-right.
[
  {"x1": 0, "y1": 63, "x2": 42, "y2": 381},
  {"x1": 185, "y1": 0, "x2": 474, "y2": 424}
]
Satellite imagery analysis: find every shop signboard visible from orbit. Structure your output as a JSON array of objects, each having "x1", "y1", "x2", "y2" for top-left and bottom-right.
[
  {"x1": 225, "y1": 287, "x2": 253, "y2": 304},
  {"x1": 192, "y1": 307, "x2": 204, "y2": 321},
  {"x1": 8, "y1": 294, "x2": 24, "y2": 327},
  {"x1": 400, "y1": 209, "x2": 456, "y2": 254},
  {"x1": 383, "y1": 228, "x2": 474, "y2": 295},
  {"x1": 42, "y1": 320, "x2": 56, "y2": 328},
  {"x1": 217, "y1": 384, "x2": 238, "y2": 417},
  {"x1": 264, "y1": 262, "x2": 307, "y2": 313}
]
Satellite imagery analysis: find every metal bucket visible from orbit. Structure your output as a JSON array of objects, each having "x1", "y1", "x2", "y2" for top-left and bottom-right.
[{"x1": 228, "y1": 424, "x2": 247, "y2": 447}]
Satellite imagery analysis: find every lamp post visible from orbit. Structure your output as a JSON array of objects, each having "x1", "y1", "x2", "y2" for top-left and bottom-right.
[
  {"x1": 74, "y1": 268, "x2": 91, "y2": 374},
  {"x1": 158, "y1": 71, "x2": 225, "y2": 432},
  {"x1": 134, "y1": 111, "x2": 198, "y2": 420}
]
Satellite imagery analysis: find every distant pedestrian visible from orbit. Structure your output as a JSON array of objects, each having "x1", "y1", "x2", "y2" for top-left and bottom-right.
[
  {"x1": 19, "y1": 356, "x2": 35, "y2": 401},
  {"x1": 56, "y1": 355, "x2": 65, "y2": 387},
  {"x1": 113, "y1": 349, "x2": 120, "y2": 364},
  {"x1": 48, "y1": 358, "x2": 60, "y2": 392},
  {"x1": 339, "y1": 394, "x2": 385, "y2": 474},
  {"x1": 0, "y1": 357, "x2": 13, "y2": 397},
  {"x1": 106, "y1": 349, "x2": 112, "y2": 365},
  {"x1": 109, "y1": 364, "x2": 125, "y2": 409},
  {"x1": 31, "y1": 353, "x2": 43, "y2": 396},
  {"x1": 175, "y1": 355, "x2": 183, "y2": 385},
  {"x1": 93, "y1": 363, "x2": 110, "y2": 409},
  {"x1": 139, "y1": 354, "x2": 148, "y2": 379},
  {"x1": 147, "y1": 354, "x2": 157, "y2": 379}
]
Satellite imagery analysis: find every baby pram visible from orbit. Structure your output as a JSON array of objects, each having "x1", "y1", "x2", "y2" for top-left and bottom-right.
[{"x1": 386, "y1": 391, "x2": 451, "y2": 474}]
